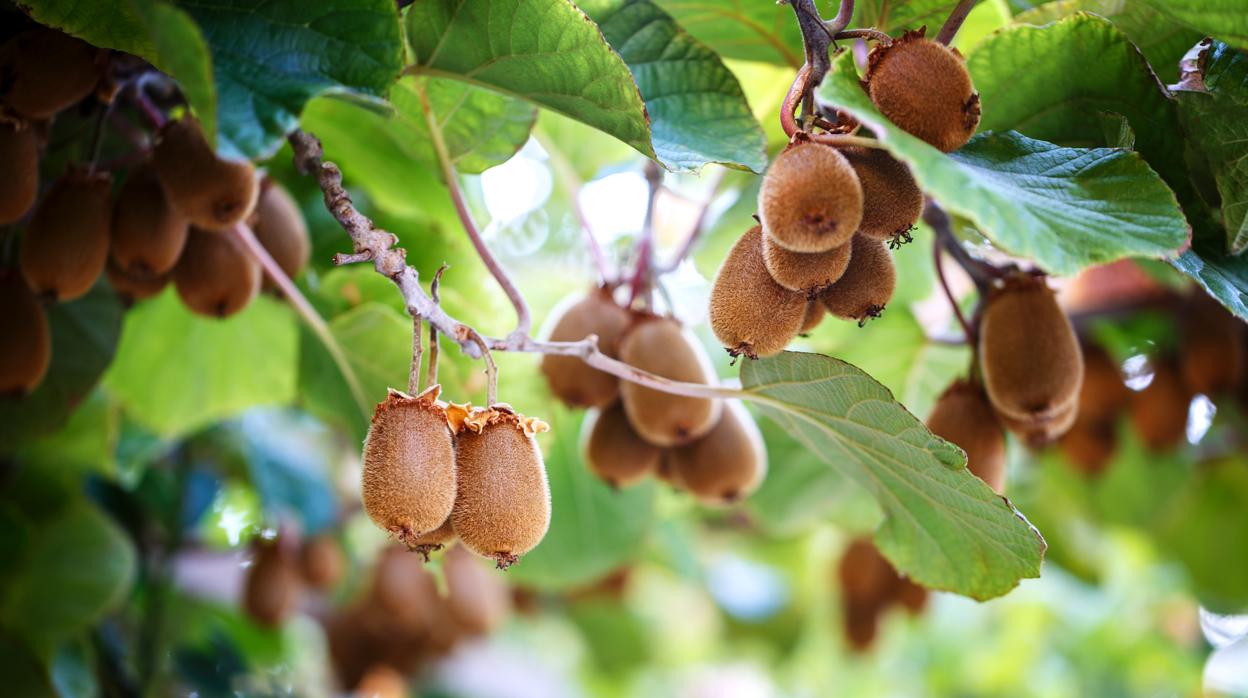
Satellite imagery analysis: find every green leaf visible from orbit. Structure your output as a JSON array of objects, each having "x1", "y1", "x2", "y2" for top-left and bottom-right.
[
  {"x1": 105, "y1": 290, "x2": 298, "y2": 438},
  {"x1": 49, "y1": 638, "x2": 97, "y2": 698},
  {"x1": 20, "y1": 0, "x2": 151, "y2": 56},
  {"x1": 653, "y1": 0, "x2": 802, "y2": 66},
  {"x1": 817, "y1": 51, "x2": 1189, "y2": 275},
  {"x1": 1171, "y1": 231, "x2": 1248, "y2": 321},
  {"x1": 1157, "y1": 458, "x2": 1248, "y2": 613},
  {"x1": 1137, "y1": 0, "x2": 1248, "y2": 51},
  {"x1": 132, "y1": 0, "x2": 217, "y2": 147},
  {"x1": 854, "y1": 1, "x2": 964, "y2": 36},
  {"x1": 739, "y1": 352, "x2": 1044, "y2": 600}
]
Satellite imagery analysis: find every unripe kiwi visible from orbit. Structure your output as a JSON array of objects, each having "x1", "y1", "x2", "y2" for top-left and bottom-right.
[
  {"x1": 1129, "y1": 358, "x2": 1191, "y2": 452},
  {"x1": 0, "y1": 269, "x2": 50, "y2": 396},
  {"x1": 1078, "y1": 343, "x2": 1130, "y2": 422},
  {"x1": 1059, "y1": 418, "x2": 1116, "y2": 477},
  {"x1": 152, "y1": 117, "x2": 259, "y2": 230},
  {"x1": 838, "y1": 146, "x2": 923, "y2": 240},
  {"x1": 583, "y1": 401, "x2": 662, "y2": 488},
  {"x1": 443, "y1": 543, "x2": 512, "y2": 636},
  {"x1": 758, "y1": 142, "x2": 863, "y2": 253},
  {"x1": 243, "y1": 537, "x2": 301, "y2": 628},
  {"x1": 105, "y1": 258, "x2": 168, "y2": 306},
  {"x1": 1179, "y1": 293, "x2": 1245, "y2": 396},
  {"x1": 978, "y1": 273, "x2": 1084, "y2": 426},
  {"x1": 800, "y1": 300, "x2": 826, "y2": 334},
  {"x1": 110, "y1": 163, "x2": 188, "y2": 277},
  {"x1": 709, "y1": 226, "x2": 807, "y2": 358},
  {"x1": 667, "y1": 401, "x2": 767, "y2": 504},
  {"x1": 0, "y1": 28, "x2": 103, "y2": 119},
  {"x1": 173, "y1": 226, "x2": 261, "y2": 317},
  {"x1": 925, "y1": 380, "x2": 1007, "y2": 493},
  {"x1": 299, "y1": 534, "x2": 346, "y2": 591},
  {"x1": 20, "y1": 170, "x2": 111, "y2": 301},
  {"x1": 372, "y1": 546, "x2": 442, "y2": 633},
  {"x1": 618, "y1": 315, "x2": 723, "y2": 446},
  {"x1": 353, "y1": 665, "x2": 407, "y2": 698},
  {"x1": 819, "y1": 236, "x2": 896, "y2": 323},
  {"x1": 252, "y1": 180, "x2": 310, "y2": 289},
  {"x1": 451, "y1": 406, "x2": 551, "y2": 569},
  {"x1": 866, "y1": 29, "x2": 980, "y2": 152},
  {"x1": 0, "y1": 119, "x2": 38, "y2": 224},
  {"x1": 761, "y1": 231, "x2": 853, "y2": 296},
  {"x1": 540, "y1": 287, "x2": 630, "y2": 407},
  {"x1": 362, "y1": 386, "x2": 458, "y2": 550}
]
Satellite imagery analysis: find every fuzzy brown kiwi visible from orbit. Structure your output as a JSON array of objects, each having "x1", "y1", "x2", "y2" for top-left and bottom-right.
[
  {"x1": 709, "y1": 226, "x2": 807, "y2": 358},
  {"x1": 0, "y1": 268, "x2": 50, "y2": 396},
  {"x1": 758, "y1": 142, "x2": 863, "y2": 253},
  {"x1": 838, "y1": 146, "x2": 923, "y2": 241},
  {"x1": 866, "y1": 29, "x2": 980, "y2": 152},
  {"x1": 655, "y1": 451, "x2": 683, "y2": 490},
  {"x1": 761, "y1": 231, "x2": 853, "y2": 297},
  {"x1": 1179, "y1": 292, "x2": 1245, "y2": 396},
  {"x1": 978, "y1": 273, "x2": 1084, "y2": 426},
  {"x1": 443, "y1": 543, "x2": 511, "y2": 636},
  {"x1": 996, "y1": 396, "x2": 1078, "y2": 448},
  {"x1": 540, "y1": 287, "x2": 630, "y2": 407},
  {"x1": 173, "y1": 226, "x2": 261, "y2": 317},
  {"x1": 451, "y1": 405, "x2": 551, "y2": 569},
  {"x1": 893, "y1": 577, "x2": 928, "y2": 615},
  {"x1": 252, "y1": 180, "x2": 310, "y2": 289},
  {"x1": 152, "y1": 117, "x2": 258, "y2": 230},
  {"x1": 583, "y1": 401, "x2": 662, "y2": 488},
  {"x1": 299, "y1": 534, "x2": 346, "y2": 591},
  {"x1": 837, "y1": 538, "x2": 893, "y2": 602},
  {"x1": 925, "y1": 380, "x2": 1007, "y2": 493},
  {"x1": 0, "y1": 119, "x2": 38, "y2": 224},
  {"x1": 800, "y1": 299, "x2": 826, "y2": 334},
  {"x1": 362, "y1": 385, "x2": 458, "y2": 550},
  {"x1": 667, "y1": 401, "x2": 767, "y2": 504},
  {"x1": 1078, "y1": 343, "x2": 1130, "y2": 422},
  {"x1": 819, "y1": 235, "x2": 896, "y2": 324},
  {"x1": 0, "y1": 28, "x2": 103, "y2": 119},
  {"x1": 105, "y1": 258, "x2": 168, "y2": 306},
  {"x1": 407, "y1": 516, "x2": 456, "y2": 561},
  {"x1": 1129, "y1": 358, "x2": 1191, "y2": 452},
  {"x1": 618, "y1": 314, "x2": 723, "y2": 446},
  {"x1": 372, "y1": 546, "x2": 443, "y2": 633},
  {"x1": 20, "y1": 170, "x2": 111, "y2": 301},
  {"x1": 110, "y1": 163, "x2": 188, "y2": 277},
  {"x1": 843, "y1": 597, "x2": 880, "y2": 652},
  {"x1": 243, "y1": 537, "x2": 301, "y2": 628},
  {"x1": 1059, "y1": 418, "x2": 1117, "y2": 477}
]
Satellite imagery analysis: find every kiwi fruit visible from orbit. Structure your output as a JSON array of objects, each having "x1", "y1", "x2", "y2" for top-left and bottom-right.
[
  {"x1": 819, "y1": 236, "x2": 896, "y2": 324},
  {"x1": 172, "y1": 226, "x2": 261, "y2": 318},
  {"x1": 893, "y1": 577, "x2": 928, "y2": 615},
  {"x1": 152, "y1": 117, "x2": 259, "y2": 230},
  {"x1": 443, "y1": 543, "x2": 511, "y2": 636},
  {"x1": 838, "y1": 146, "x2": 923, "y2": 241},
  {"x1": 758, "y1": 142, "x2": 863, "y2": 253},
  {"x1": 866, "y1": 29, "x2": 980, "y2": 152},
  {"x1": 1078, "y1": 343, "x2": 1130, "y2": 422},
  {"x1": 252, "y1": 180, "x2": 310, "y2": 289},
  {"x1": 20, "y1": 170, "x2": 112, "y2": 301},
  {"x1": 110, "y1": 163, "x2": 188, "y2": 277},
  {"x1": 800, "y1": 300, "x2": 826, "y2": 334},
  {"x1": 978, "y1": 273, "x2": 1084, "y2": 426},
  {"x1": 837, "y1": 538, "x2": 893, "y2": 602},
  {"x1": 299, "y1": 534, "x2": 346, "y2": 591},
  {"x1": 655, "y1": 452, "x2": 683, "y2": 490},
  {"x1": 353, "y1": 665, "x2": 408, "y2": 698},
  {"x1": 996, "y1": 396, "x2": 1078, "y2": 448},
  {"x1": 243, "y1": 537, "x2": 301, "y2": 627},
  {"x1": 371, "y1": 546, "x2": 443, "y2": 633},
  {"x1": 667, "y1": 401, "x2": 767, "y2": 504},
  {"x1": 0, "y1": 28, "x2": 103, "y2": 119},
  {"x1": 0, "y1": 119, "x2": 38, "y2": 224},
  {"x1": 709, "y1": 226, "x2": 807, "y2": 358},
  {"x1": 1179, "y1": 293, "x2": 1245, "y2": 396},
  {"x1": 761, "y1": 231, "x2": 853, "y2": 297},
  {"x1": 583, "y1": 401, "x2": 662, "y2": 488},
  {"x1": 0, "y1": 268, "x2": 50, "y2": 396},
  {"x1": 362, "y1": 385, "x2": 458, "y2": 550},
  {"x1": 1059, "y1": 418, "x2": 1117, "y2": 477},
  {"x1": 408, "y1": 516, "x2": 455, "y2": 561},
  {"x1": 618, "y1": 314, "x2": 723, "y2": 447},
  {"x1": 1129, "y1": 358, "x2": 1191, "y2": 452},
  {"x1": 451, "y1": 405, "x2": 551, "y2": 569},
  {"x1": 925, "y1": 380, "x2": 1007, "y2": 493},
  {"x1": 105, "y1": 258, "x2": 168, "y2": 306},
  {"x1": 540, "y1": 287, "x2": 630, "y2": 408},
  {"x1": 842, "y1": 597, "x2": 880, "y2": 652}
]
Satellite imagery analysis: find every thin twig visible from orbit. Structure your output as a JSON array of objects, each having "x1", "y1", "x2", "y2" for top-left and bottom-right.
[
  {"x1": 533, "y1": 130, "x2": 614, "y2": 284},
  {"x1": 409, "y1": 315, "x2": 423, "y2": 394},
  {"x1": 426, "y1": 264, "x2": 446, "y2": 389},
  {"x1": 628, "y1": 162, "x2": 664, "y2": 307},
  {"x1": 922, "y1": 200, "x2": 1000, "y2": 293},
  {"x1": 824, "y1": 0, "x2": 855, "y2": 34},
  {"x1": 459, "y1": 326, "x2": 498, "y2": 406},
  {"x1": 835, "y1": 28, "x2": 892, "y2": 45},
  {"x1": 658, "y1": 168, "x2": 727, "y2": 274},
  {"x1": 936, "y1": 0, "x2": 978, "y2": 45},
  {"x1": 933, "y1": 233, "x2": 976, "y2": 345}
]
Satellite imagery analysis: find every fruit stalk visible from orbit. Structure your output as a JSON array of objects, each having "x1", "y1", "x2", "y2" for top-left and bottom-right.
[
  {"x1": 936, "y1": 0, "x2": 978, "y2": 45},
  {"x1": 426, "y1": 264, "x2": 447, "y2": 389}
]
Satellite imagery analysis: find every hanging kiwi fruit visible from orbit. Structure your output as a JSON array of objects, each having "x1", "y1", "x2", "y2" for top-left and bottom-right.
[
  {"x1": 243, "y1": 537, "x2": 302, "y2": 628},
  {"x1": 20, "y1": 169, "x2": 112, "y2": 301},
  {"x1": 1059, "y1": 418, "x2": 1117, "y2": 477},
  {"x1": 1077, "y1": 343, "x2": 1130, "y2": 422},
  {"x1": 152, "y1": 116, "x2": 259, "y2": 230},
  {"x1": 618, "y1": 314, "x2": 722, "y2": 447},
  {"x1": 173, "y1": 226, "x2": 261, "y2": 318},
  {"x1": 758, "y1": 142, "x2": 863, "y2": 253},
  {"x1": 1129, "y1": 357, "x2": 1191, "y2": 452},
  {"x1": 1179, "y1": 292, "x2": 1245, "y2": 397},
  {"x1": 760, "y1": 230, "x2": 853, "y2": 297},
  {"x1": 443, "y1": 543, "x2": 511, "y2": 636},
  {"x1": 799, "y1": 300, "x2": 826, "y2": 335},
  {"x1": 583, "y1": 401, "x2": 662, "y2": 488},
  {"x1": 925, "y1": 380, "x2": 1007, "y2": 493},
  {"x1": 299, "y1": 534, "x2": 346, "y2": 591},
  {"x1": 709, "y1": 225, "x2": 807, "y2": 358},
  {"x1": 0, "y1": 118, "x2": 39, "y2": 225},
  {"x1": 252, "y1": 179, "x2": 310, "y2": 288},
  {"x1": 819, "y1": 235, "x2": 897, "y2": 324},
  {"x1": 0, "y1": 27, "x2": 104, "y2": 119},
  {"x1": 110, "y1": 162, "x2": 188, "y2": 278},
  {"x1": 865, "y1": 28, "x2": 980, "y2": 152},
  {"x1": 105, "y1": 258, "x2": 168, "y2": 306},
  {"x1": 667, "y1": 401, "x2": 767, "y2": 504},
  {"x1": 838, "y1": 146, "x2": 923, "y2": 242},
  {"x1": 0, "y1": 268, "x2": 51, "y2": 396},
  {"x1": 541, "y1": 287, "x2": 631, "y2": 408}
]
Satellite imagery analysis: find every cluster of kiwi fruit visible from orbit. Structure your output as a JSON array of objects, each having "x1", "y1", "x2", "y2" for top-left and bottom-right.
[
  {"x1": 362, "y1": 384, "x2": 551, "y2": 569},
  {"x1": 836, "y1": 537, "x2": 927, "y2": 652},
  {"x1": 540, "y1": 289, "x2": 768, "y2": 504},
  {"x1": 242, "y1": 532, "x2": 347, "y2": 627}
]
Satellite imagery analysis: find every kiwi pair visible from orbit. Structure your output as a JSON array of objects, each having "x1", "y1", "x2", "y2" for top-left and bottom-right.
[
  {"x1": 241, "y1": 533, "x2": 348, "y2": 627},
  {"x1": 837, "y1": 538, "x2": 927, "y2": 652}
]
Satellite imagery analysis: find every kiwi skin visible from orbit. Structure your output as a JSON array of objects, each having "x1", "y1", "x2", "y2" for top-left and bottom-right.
[
  {"x1": 761, "y1": 232, "x2": 853, "y2": 297},
  {"x1": 541, "y1": 287, "x2": 631, "y2": 408},
  {"x1": 839, "y1": 146, "x2": 923, "y2": 241},
  {"x1": 443, "y1": 543, "x2": 511, "y2": 636},
  {"x1": 252, "y1": 180, "x2": 310, "y2": 289},
  {"x1": 152, "y1": 117, "x2": 259, "y2": 230},
  {"x1": 1078, "y1": 343, "x2": 1130, "y2": 422},
  {"x1": 299, "y1": 535, "x2": 346, "y2": 591},
  {"x1": 668, "y1": 401, "x2": 767, "y2": 504},
  {"x1": 106, "y1": 258, "x2": 168, "y2": 306},
  {"x1": 925, "y1": 380, "x2": 1007, "y2": 493},
  {"x1": 584, "y1": 401, "x2": 662, "y2": 488},
  {"x1": 709, "y1": 226, "x2": 807, "y2": 358},
  {"x1": 242, "y1": 537, "x2": 301, "y2": 628},
  {"x1": 799, "y1": 300, "x2": 826, "y2": 334},
  {"x1": 20, "y1": 170, "x2": 112, "y2": 302},
  {"x1": 1179, "y1": 292, "x2": 1245, "y2": 396},
  {"x1": 111, "y1": 163, "x2": 189, "y2": 278},
  {"x1": 0, "y1": 268, "x2": 51, "y2": 397},
  {"x1": 819, "y1": 235, "x2": 896, "y2": 324},
  {"x1": 758, "y1": 142, "x2": 864, "y2": 253},
  {"x1": 1059, "y1": 418, "x2": 1117, "y2": 477},
  {"x1": 0, "y1": 28, "x2": 103, "y2": 119},
  {"x1": 866, "y1": 29, "x2": 980, "y2": 153},
  {"x1": 0, "y1": 119, "x2": 39, "y2": 224},
  {"x1": 173, "y1": 226, "x2": 261, "y2": 318},
  {"x1": 618, "y1": 314, "x2": 723, "y2": 447},
  {"x1": 1129, "y1": 357, "x2": 1192, "y2": 452}
]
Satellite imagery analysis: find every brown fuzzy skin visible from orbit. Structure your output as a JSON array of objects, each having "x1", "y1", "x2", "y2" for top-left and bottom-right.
[
  {"x1": 979, "y1": 273, "x2": 1084, "y2": 426},
  {"x1": 837, "y1": 538, "x2": 894, "y2": 602},
  {"x1": 667, "y1": 401, "x2": 767, "y2": 504},
  {"x1": 584, "y1": 401, "x2": 662, "y2": 488},
  {"x1": 819, "y1": 236, "x2": 896, "y2": 323},
  {"x1": 655, "y1": 452, "x2": 683, "y2": 490},
  {"x1": 1179, "y1": 293, "x2": 1245, "y2": 396},
  {"x1": 761, "y1": 231, "x2": 853, "y2": 296},
  {"x1": 1059, "y1": 418, "x2": 1117, "y2": 477},
  {"x1": 299, "y1": 535, "x2": 346, "y2": 591},
  {"x1": 866, "y1": 29, "x2": 980, "y2": 152},
  {"x1": 408, "y1": 516, "x2": 456, "y2": 560},
  {"x1": 451, "y1": 407, "x2": 551, "y2": 568},
  {"x1": 362, "y1": 387, "x2": 458, "y2": 550},
  {"x1": 0, "y1": 269, "x2": 50, "y2": 396},
  {"x1": 0, "y1": 120, "x2": 38, "y2": 224},
  {"x1": 371, "y1": 546, "x2": 443, "y2": 633},
  {"x1": 838, "y1": 146, "x2": 923, "y2": 240},
  {"x1": 20, "y1": 170, "x2": 112, "y2": 301},
  {"x1": 243, "y1": 538, "x2": 301, "y2": 628},
  {"x1": 540, "y1": 287, "x2": 630, "y2": 407},
  {"x1": 925, "y1": 380, "x2": 1007, "y2": 493},
  {"x1": 252, "y1": 180, "x2": 310, "y2": 289},
  {"x1": 0, "y1": 28, "x2": 103, "y2": 119},
  {"x1": 758, "y1": 143, "x2": 863, "y2": 253},
  {"x1": 618, "y1": 315, "x2": 723, "y2": 447},
  {"x1": 443, "y1": 543, "x2": 512, "y2": 636},
  {"x1": 996, "y1": 397, "x2": 1078, "y2": 448},
  {"x1": 105, "y1": 258, "x2": 169, "y2": 306},
  {"x1": 1078, "y1": 343, "x2": 1130, "y2": 422},
  {"x1": 800, "y1": 300, "x2": 826, "y2": 334},
  {"x1": 111, "y1": 163, "x2": 189, "y2": 277},
  {"x1": 152, "y1": 117, "x2": 259, "y2": 230},
  {"x1": 709, "y1": 226, "x2": 807, "y2": 358},
  {"x1": 1129, "y1": 358, "x2": 1192, "y2": 452},
  {"x1": 173, "y1": 227, "x2": 261, "y2": 318}
]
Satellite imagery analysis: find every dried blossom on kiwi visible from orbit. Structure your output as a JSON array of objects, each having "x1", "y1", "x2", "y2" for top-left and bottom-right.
[{"x1": 709, "y1": 226, "x2": 807, "y2": 358}]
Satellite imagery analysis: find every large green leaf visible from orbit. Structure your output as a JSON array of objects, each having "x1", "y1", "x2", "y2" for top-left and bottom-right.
[
  {"x1": 854, "y1": 0, "x2": 965, "y2": 35},
  {"x1": 653, "y1": 0, "x2": 802, "y2": 66},
  {"x1": 132, "y1": 0, "x2": 218, "y2": 148},
  {"x1": 1171, "y1": 225, "x2": 1248, "y2": 321},
  {"x1": 1157, "y1": 458, "x2": 1248, "y2": 613},
  {"x1": 739, "y1": 352, "x2": 1044, "y2": 600},
  {"x1": 1137, "y1": 0, "x2": 1248, "y2": 51},
  {"x1": 817, "y1": 51, "x2": 1189, "y2": 275}
]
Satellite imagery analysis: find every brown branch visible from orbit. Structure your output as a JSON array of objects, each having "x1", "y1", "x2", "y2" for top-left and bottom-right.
[
  {"x1": 425, "y1": 264, "x2": 446, "y2": 389},
  {"x1": 824, "y1": 0, "x2": 855, "y2": 34},
  {"x1": 834, "y1": 28, "x2": 891, "y2": 45},
  {"x1": 936, "y1": 0, "x2": 978, "y2": 45}
]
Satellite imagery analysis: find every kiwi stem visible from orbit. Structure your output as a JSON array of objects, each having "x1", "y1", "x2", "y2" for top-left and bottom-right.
[
  {"x1": 922, "y1": 201, "x2": 1001, "y2": 293},
  {"x1": 426, "y1": 264, "x2": 447, "y2": 389},
  {"x1": 933, "y1": 230, "x2": 976, "y2": 346},
  {"x1": 627, "y1": 162, "x2": 664, "y2": 307},
  {"x1": 409, "y1": 315, "x2": 424, "y2": 394},
  {"x1": 936, "y1": 0, "x2": 978, "y2": 45},
  {"x1": 658, "y1": 168, "x2": 726, "y2": 274},
  {"x1": 459, "y1": 325, "x2": 498, "y2": 406},
  {"x1": 824, "y1": 0, "x2": 855, "y2": 34},
  {"x1": 835, "y1": 28, "x2": 891, "y2": 45},
  {"x1": 533, "y1": 130, "x2": 616, "y2": 285}
]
